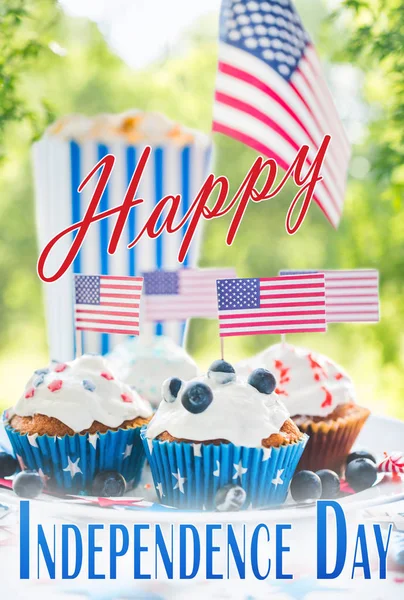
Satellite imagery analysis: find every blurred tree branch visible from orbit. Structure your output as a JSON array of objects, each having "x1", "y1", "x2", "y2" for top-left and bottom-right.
[
  {"x1": 339, "y1": 0, "x2": 404, "y2": 191},
  {"x1": 0, "y1": 0, "x2": 57, "y2": 161}
]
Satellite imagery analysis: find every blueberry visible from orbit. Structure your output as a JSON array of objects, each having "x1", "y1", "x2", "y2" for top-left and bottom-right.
[
  {"x1": 346, "y1": 450, "x2": 376, "y2": 466},
  {"x1": 316, "y1": 469, "x2": 340, "y2": 499},
  {"x1": 13, "y1": 470, "x2": 44, "y2": 499},
  {"x1": 345, "y1": 458, "x2": 377, "y2": 492},
  {"x1": 290, "y1": 470, "x2": 322, "y2": 502},
  {"x1": 0, "y1": 452, "x2": 18, "y2": 478},
  {"x1": 208, "y1": 359, "x2": 236, "y2": 384},
  {"x1": 162, "y1": 377, "x2": 183, "y2": 403},
  {"x1": 248, "y1": 368, "x2": 276, "y2": 395},
  {"x1": 215, "y1": 484, "x2": 246, "y2": 512},
  {"x1": 92, "y1": 471, "x2": 126, "y2": 497},
  {"x1": 181, "y1": 382, "x2": 213, "y2": 414}
]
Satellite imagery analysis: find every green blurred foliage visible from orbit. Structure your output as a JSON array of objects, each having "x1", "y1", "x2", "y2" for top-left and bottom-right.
[
  {"x1": 0, "y1": 0, "x2": 55, "y2": 158},
  {"x1": 0, "y1": 0, "x2": 402, "y2": 417}
]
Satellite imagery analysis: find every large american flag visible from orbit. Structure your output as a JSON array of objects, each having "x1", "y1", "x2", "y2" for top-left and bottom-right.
[
  {"x1": 213, "y1": 0, "x2": 351, "y2": 228},
  {"x1": 280, "y1": 269, "x2": 380, "y2": 323},
  {"x1": 74, "y1": 275, "x2": 143, "y2": 335},
  {"x1": 144, "y1": 268, "x2": 237, "y2": 322},
  {"x1": 217, "y1": 273, "x2": 326, "y2": 337}
]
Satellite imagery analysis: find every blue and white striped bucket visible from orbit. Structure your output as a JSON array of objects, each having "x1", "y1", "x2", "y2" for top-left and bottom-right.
[{"x1": 33, "y1": 128, "x2": 212, "y2": 361}]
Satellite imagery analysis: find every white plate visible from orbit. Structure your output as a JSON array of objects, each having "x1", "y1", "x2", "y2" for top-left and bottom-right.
[{"x1": 0, "y1": 414, "x2": 403, "y2": 523}]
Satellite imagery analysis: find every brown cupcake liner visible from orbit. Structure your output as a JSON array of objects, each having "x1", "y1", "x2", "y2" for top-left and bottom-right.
[{"x1": 294, "y1": 406, "x2": 370, "y2": 474}]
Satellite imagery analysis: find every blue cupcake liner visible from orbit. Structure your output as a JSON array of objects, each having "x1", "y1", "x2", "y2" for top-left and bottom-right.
[
  {"x1": 3, "y1": 411, "x2": 146, "y2": 495},
  {"x1": 141, "y1": 427, "x2": 309, "y2": 510}
]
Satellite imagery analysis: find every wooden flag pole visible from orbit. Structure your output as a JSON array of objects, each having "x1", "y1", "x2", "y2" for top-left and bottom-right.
[{"x1": 75, "y1": 329, "x2": 83, "y2": 358}]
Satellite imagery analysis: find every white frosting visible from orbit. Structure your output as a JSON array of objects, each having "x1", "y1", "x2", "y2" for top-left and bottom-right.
[
  {"x1": 10, "y1": 355, "x2": 152, "y2": 433},
  {"x1": 46, "y1": 111, "x2": 211, "y2": 147},
  {"x1": 146, "y1": 373, "x2": 291, "y2": 447},
  {"x1": 236, "y1": 344, "x2": 356, "y2": 418},
  {"x1": 107, "y1": 336, "x2": 199, "y2": 408}
]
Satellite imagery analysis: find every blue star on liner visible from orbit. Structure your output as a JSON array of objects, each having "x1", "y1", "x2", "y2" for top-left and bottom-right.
[
  {"x1": 217, "y1": 278, "x2": 260, "y2": 311},
  {"x1": 62, "y1": 456, "x2": 82, "y2": 478},
  {"x1": 172, "y1": 469, "x2": 186, "y2": 493}
]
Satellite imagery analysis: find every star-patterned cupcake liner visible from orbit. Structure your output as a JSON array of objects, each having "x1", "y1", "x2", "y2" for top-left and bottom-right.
[
  {"x1": 3, "y1": 411, "x2": 147, "y2": 495},
  {"x1": 141, "y1": 427, "x2": 309, "y2": 510}
]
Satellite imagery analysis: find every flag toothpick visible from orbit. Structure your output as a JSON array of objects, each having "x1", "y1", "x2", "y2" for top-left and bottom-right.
[{"x1": 75, "y1": 330, "x2": 83, "y2": 358}]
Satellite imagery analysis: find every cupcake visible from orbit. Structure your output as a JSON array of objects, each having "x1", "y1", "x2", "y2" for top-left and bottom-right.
[
  {"x1": 107, "y1": 336, "x2": 198, "y2": 409},
  {"x1": 142, "y1": 359, "x2": 308, "y2": 509},
  {"x1": 4, "y1": 355, "x2": 153, "y2": 494},
  {"x1": 237, "y1": 344, "x2": 370, "y2": 473}
]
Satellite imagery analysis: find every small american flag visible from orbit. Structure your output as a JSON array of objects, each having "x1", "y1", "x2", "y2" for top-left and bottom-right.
[
  {"x1": 280, "y1": 269, "x2": 380, "y2": 323},
  {"x1": 144, "y1": 268, "x2": 237, "y2": 322},
  {"x1": 74, "y1": 275, "x2": 143, "y2": 335},
  {"x1": 217, "y1": 273, "x2": 326, "y2": 337},
  {"x1": 213, "y1": 0, "x2": 350, "y2": 228}
]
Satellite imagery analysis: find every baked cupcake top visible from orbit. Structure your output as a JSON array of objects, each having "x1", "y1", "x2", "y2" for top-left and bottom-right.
[
  {"x1": 9, "y1": 354, "x2": 152, "y2": 433},
  {"x1": 146, "y1": 359, "x2": 291, "y2": 447},
  {"x1": 236, "y1": 343, "x2": 356, "y2": 419},
  {"x1": 108, "y1": 336, "x2": 198, "y2": 408}
]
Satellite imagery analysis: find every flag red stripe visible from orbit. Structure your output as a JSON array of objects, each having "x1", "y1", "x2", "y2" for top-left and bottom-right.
[
  {"x1": 260, "y1": 283, "x2": 325, "y2": 291},
  {"x1": 220, "y1": 318, "x2": 326, "y2": 328},
  {"x1": 324, "y1": 276, "x2": 378, "y2": 281},
  {"x1": 216, "y1": 91, "x2": 341, "y2": 214},
  {"x1": 289, "y1": 78, "x2": 330, "y2": 154},
  {"x1": 261, "y1": 292, "x2": 325, "y2": 300},
  {"x1": 100, "y1": 276, "x2": 143, "y2": 282},
  {"x1": 220, "y1": 328, "x2": 325, "y2": 337},
  {"x1": 304, "y1": 47, "x2": 350, "y2": 153},
  {"x1": 255, "y1": 301, "x2": 326, "y2": 308},
  {"x1": 219, "y1": 310, "x2": 325, "y2": 319},
  {"x1": 294, "y1": 63, "x2": 348, "y2": 158},
  {"x1": 212, "y1": 121, "x2": 337, "y2": 227},
  {"x1": 325, "y1": 302, "x2": 379, "y2": 307},
  {"x1": 326, "y1": 285, "x2": 378, "y2": 290},
  {"x1": 326, "y1": 294, "x2": 378, "y2": 298},
  {"x1": 77, "y1": 327, "x2": 139, "y2": 335},
  {"x1": 326, "y1": 310, "x2": 379, "y2": 315},
  {"x1": 327, "y1": 318, "x2": 379, "y2": 322},
  {"x1": 100, "y1": 293, "x2": 141, "y2": 300},
  {"x1": 217, "y1": 63, "x2": 346, "y2": 198},
  {"x1": 100, "y1": 284, "x2": 142, "y2": 291},
  {"x1": 75, "y1": 309, "x2": 140, "y2": 317},
  {"x1": 99, "y1": 301, "x2": 139, "y2": 308},
  {"x1": 218, "y1": 61, "x2": 326, "y2": 161},
  {"x1": 216, "y1": 90, "x2": 298, "y2": 150},
  {"x1": 76, "y1": 318, "x2": 139, "y2": 326},
  {"x1": 262, "y1": 274, "x2": 324, "y2": 282}
]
